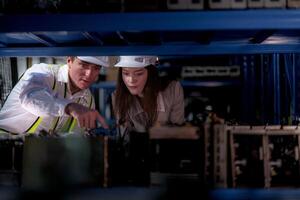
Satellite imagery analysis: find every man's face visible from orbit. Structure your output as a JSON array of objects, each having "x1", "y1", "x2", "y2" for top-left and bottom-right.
[{"x1": 68, "y1": 57, "x2": 101, "y2": 92}]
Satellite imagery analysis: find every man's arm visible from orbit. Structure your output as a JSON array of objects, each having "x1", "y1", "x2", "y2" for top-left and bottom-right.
[
  {"x1": 19, "y1": 65, "x2": 70, "y2": 117},
  {"x1": 65, "y1": 103, "x2": 108, "y2": 129},
  {"x1": 19, "y1": 64, "x2": 108, "y2": 130}
]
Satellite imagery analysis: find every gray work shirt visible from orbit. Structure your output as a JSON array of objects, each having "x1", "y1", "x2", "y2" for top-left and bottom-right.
[{"x1": 112, "y1": 80, "x2": 185, "y2": 135}]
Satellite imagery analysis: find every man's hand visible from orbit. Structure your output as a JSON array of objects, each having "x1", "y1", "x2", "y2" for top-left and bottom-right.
[{"x1": 65, "y1": 103, "x2": 108, "y2": 129}]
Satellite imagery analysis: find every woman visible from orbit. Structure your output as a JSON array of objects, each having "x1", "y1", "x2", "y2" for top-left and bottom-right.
[
  {"x1": 112, "y1": 56, "x2": 185, "y2": 134},
  {"x1": 111, "y1": 56, "x2": 185, "y2": 185}
]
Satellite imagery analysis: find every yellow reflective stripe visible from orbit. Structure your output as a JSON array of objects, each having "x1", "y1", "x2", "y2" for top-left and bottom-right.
[
  {"x1": 26, "y1": 117, "x2": 43, "y2": 134},
  {"x1": 61, "y1": 97, "x2": 81, "y2": 132},
  {"x1": 68, "y1": 118, "x2": 77, "y2": 133},
  {"x1": 0, "y1": 128, "x2": 9, "y2": 133},
  {"x1": 49, "y1": 117, "x2": 59, "y2": 132},
  {"x1": 68, "y1": 95, "x2": 93, "y2": 133},
  {"x1": 60, "y1": 117, "x2": 72, "y2": 132}
]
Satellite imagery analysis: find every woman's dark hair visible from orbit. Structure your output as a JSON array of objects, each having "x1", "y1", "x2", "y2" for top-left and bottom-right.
[{"x1": 114, "y1": 65, "x2": 168, "y2": 127}]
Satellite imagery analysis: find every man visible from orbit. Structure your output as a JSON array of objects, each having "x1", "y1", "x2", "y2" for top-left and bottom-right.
[{"x1": 0, "y1": 56, "x2": 109, "y2": 134}]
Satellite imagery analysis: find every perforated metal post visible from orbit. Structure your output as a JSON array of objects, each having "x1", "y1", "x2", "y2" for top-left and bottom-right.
[{"x1": 263, "y1": 133, "x2": 271, "y2": 188}]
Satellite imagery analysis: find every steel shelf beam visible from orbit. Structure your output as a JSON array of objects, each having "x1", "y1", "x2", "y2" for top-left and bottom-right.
[
  {"x1": 2, "y1": 10, "x2": 300, "y2": 32},
  {"x1": 2, "y1": 44, "x2": 300, "y2": 56}
]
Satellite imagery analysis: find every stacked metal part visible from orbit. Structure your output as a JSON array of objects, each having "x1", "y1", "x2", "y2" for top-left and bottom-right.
[{"x1": 209, "y1": 125, "x2": 300, "y2": 188}]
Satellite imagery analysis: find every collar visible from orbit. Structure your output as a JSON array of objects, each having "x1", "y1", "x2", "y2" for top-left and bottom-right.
[
  {"x1": 57, "y1": 64, "x2": 68, "y2": 83},
  {"x1": 57, "y1": 64, "x2": 89, "y2": 97},
  {"x1": 132, "y1": 92, "x2": 165, "y2": 117}
]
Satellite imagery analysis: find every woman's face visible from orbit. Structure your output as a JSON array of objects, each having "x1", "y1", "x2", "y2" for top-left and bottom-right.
[{"x1": 122, "y1": 67, "x2": 148, "y2": 97}]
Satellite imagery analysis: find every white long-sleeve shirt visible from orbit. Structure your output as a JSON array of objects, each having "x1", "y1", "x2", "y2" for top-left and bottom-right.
[{"x1": 0, "y1": 63, "x2": 95, "y2": 134}]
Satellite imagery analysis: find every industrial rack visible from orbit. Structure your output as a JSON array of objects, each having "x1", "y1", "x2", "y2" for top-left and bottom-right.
[
  {"x1": 1, "y1": 10, "x2": 300, "y2": 56},
  {"x1": 1, "y1": 10, "x2": 298, "y2": 123},
  {"x1": 210, "y1": 125, "x2": 300, "y2": 188}
]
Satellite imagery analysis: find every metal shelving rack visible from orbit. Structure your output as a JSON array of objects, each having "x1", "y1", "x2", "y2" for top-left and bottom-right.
[
  {"x1": 1, "y1": 10, "x2": 300, "y2": 123},
  {"x1": 1, "y1": 10, "x2": 300, "y2": 56}
]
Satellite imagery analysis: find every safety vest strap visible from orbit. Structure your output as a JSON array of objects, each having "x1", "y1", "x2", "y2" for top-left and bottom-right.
[
  {"x1": 49, "y1": 117, "x2": 60, "y2": 133},
  {"x1": 68, "y1": 118, "x2": 77, "y2": 133},
  {"x1": 60, "y1": 97, "x2": 81, "y2": 132},
  {"x1": 0, "y1": 128, "x2": 10, "y2": 134},
  {"x1": 26, "y1": 117, "x2": 43, "y2": 134},
  {"x1": 25, "y1": 73, "x2": 94, "y2": 134},
  {"x1": 65, "y1": 95, "x2": 94, "y2": 133}
]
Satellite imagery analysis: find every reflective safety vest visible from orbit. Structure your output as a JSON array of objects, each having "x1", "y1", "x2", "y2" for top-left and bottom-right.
[
  {"x1": 0, "y1": 65, "x2": 94, "y2": 134},
  {"x1": 25, "y1": 78, "x2": 93, "y2": 134}
]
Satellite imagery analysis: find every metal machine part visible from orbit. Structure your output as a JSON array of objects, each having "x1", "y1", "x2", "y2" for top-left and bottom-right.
[
  {"x1": 230, "y1": 134, "x2": 264, "y2": 187},
  {"x1": 148, "y1": 126, "x2": 203, "y2": 186},
  {"x1": 268, "y1": 135, "x2": 300, "y2": 187},
  {"x1": 213, "y1": 125, "x2": 300, "y2": 188},
  {"x1": 0, "y1": 134, "x2": 24, "y2": 186}
]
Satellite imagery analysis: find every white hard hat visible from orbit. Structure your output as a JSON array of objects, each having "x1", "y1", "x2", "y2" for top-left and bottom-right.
[
  {"x1": 77, "y1": 56, "x2": 110, "y2": 67},
  {"x1": 115, "y1": 56, "x2": 158, "y2": 68}
]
